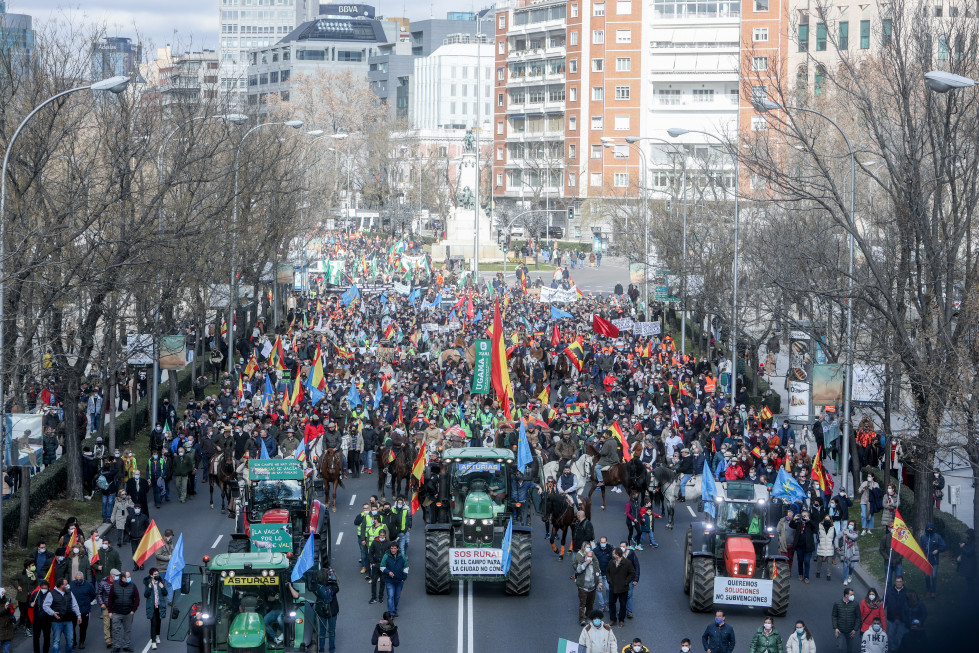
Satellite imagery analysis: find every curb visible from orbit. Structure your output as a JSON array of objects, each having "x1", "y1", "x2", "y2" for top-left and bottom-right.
[{"x1": 851, "y1": 561, "x2": 874, "y2": 593}]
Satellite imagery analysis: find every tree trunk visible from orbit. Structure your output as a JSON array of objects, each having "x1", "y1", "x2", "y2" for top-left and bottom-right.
[
  {"x1": 168, "y1": 369, "x2": 178, "y2": 407},
  {"x1": 63, "y1": 375, "x2": 84, "y2": 500},
  {"x1": 18, "y1": 471, "x2": 30, "y2": 547}
]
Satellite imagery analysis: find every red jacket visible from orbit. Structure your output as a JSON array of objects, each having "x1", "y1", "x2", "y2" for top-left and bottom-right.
[{"x1": 304, "y1": 421, "x2": 324, "y2": 445}]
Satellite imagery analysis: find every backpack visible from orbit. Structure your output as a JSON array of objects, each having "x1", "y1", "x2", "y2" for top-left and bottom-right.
[
  {"x1": 314, "y1": 582, "x2": 337, "y2": 619},
  {"x1": 376, "y1": 633, "x2": 393, "y2": 652},
  {"x1": 96, "y1": 474, "x2": 110, "y2": 491}
]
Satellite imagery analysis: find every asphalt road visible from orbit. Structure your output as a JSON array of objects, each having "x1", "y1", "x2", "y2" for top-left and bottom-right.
[
  {"x1": 479, "y1": 258, "x2": 632, "y2": 297},
  {"x1": 10, "y1": 468, "x2": 867, "y2": 653}
]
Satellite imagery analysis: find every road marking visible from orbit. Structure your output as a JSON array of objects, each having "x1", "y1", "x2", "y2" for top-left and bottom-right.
[
  {"x1": 140, "y1": 640, "x2": 152, "y2": 653},
  {"x1": 211, "y1": 535, "x2": 223, "y2": 549},
  {"x1": 686, "y1": 505, "x2": 697, "y2": 518},
  {"x1": 349, "y1": 494, "x2": 357, "y2": 506},
  {"x1": 457, "y1": 582, "x2": 464, "y2": 653},
  {"x1": 336, "y1": 532, "x2": 343, "y2": 546},
  {"x1": 467, "y1": 578, "x2": 474, "y2": 653}
]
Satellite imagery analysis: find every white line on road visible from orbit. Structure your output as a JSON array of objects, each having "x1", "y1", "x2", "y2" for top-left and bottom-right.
[
  {"x1": 686, "y1": 505, "x2": 697, "y2": 517},
  {"x1": 140, "y1": 640, "x2": 152, "y2": 653},
  {"x1": 457, "y1": 582, "x2": 464, "y2": 653},
  {"x1": 211, "y1": 535, "x2": 223, "y2": 549},
  {"x1": 467, "y1": 578, "x2": 474, "y2": 653},
  {"x1": 349, "y1": 494, "x2": 357, "y2": 506},
  {"x1": 336, "y1": 532, "x2": 343, "y2": 546}
]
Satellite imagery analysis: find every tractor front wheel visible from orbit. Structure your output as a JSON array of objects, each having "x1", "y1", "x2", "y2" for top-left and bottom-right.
[
  {"x1": 682, "y1": 528, "x2": 692, "y2": 594},
  {"x1": 504, "y1": 532, "x2": 532, "y2": 596},
  {"x1": 688, "y1": 556, "x2": 715, "y2": 613},
  {"x1": 766, "y1": 559, "x2": 791, "y2": 617},
  {"x1": 425, "y1": 531, "x2": 451, "y2": 594}
]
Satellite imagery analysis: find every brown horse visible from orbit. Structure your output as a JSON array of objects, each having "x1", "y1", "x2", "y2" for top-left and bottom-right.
[
  {"x1": 209, "y1": 443, "x2": 237, "y2": 514},
  {"x1": 584, "y1": 441, "x2": 643, "y2": 510},
  {"x1": 317, "y1": 448, "x2": 345, "y2": 512},
  {"x1": 377, "y1": 442, "x2": 416, "y2": 501},
  {"x1": 542, "y1": 490, "x2": 591, "y2": 560}
]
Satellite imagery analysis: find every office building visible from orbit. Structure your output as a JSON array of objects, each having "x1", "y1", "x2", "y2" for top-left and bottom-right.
[
  {"x1": 92, "y1": 37, "x2": 143, "y2": 80},
  {"x1": 411, "y1": 40, "x2": 493, "y2": 130},
  {"x1": 0, "y1": 1, "x2": 32, "y2": 67}
]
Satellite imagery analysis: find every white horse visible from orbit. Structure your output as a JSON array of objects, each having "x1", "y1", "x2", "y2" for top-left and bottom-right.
[{"x1": 543, "y1": 454, "x2": 592, "y2": 497}]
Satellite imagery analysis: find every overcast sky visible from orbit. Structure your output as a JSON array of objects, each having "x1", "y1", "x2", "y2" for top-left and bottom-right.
[{"x1": 15, "y1": 1, "x2": 472, "y2": 55}]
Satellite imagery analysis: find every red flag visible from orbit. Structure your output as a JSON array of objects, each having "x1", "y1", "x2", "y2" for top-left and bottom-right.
[
  {"x1": 889, "y1": 510, "x2": 934, "y2": 576},
  {"x1": 592, "y1": 314, "x2": 620, "y2": 338},
  {"x1": 466, "y1": 293, "x2": 474, "y2": 320},
  {"x1": 551, "y1": 325, "x2": 560, "y2": 347}
]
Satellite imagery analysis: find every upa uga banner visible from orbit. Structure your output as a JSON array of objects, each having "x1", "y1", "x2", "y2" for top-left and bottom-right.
[
  {"x1": 472, "y1": 339, "x2": 492, "y2": 394},
  {"x1": 712, "y1": 577, "x2": 773, "y2": 607}
]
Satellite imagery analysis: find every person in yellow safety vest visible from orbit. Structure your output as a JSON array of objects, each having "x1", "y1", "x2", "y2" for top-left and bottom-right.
[
  {"x1": 355, "y1": 503, "x2": 376, "y2": 575},
  {"x1": 390, "y1": 497, "x2": 413, "y2": 558}
]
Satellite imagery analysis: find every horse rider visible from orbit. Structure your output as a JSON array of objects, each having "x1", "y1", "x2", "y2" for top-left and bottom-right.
[
  {"x1": 558, "y1": 463, "x2": 579, "y2": 508},
  {"x1": 594, "y1": 434, "x2": 621, "y2": 493},
  {"x1": 639, "y1": 436, "x2": 657, "y2": 468},
  {"x1": 555, "y1": 431, "x2": 578, "y2": 467}
]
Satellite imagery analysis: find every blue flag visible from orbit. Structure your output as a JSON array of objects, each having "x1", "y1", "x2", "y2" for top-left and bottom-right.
[
  {"x1": 164, "y1": 533, "x2": 185, "y2": 591},
  {"x1": 473, "y1": 310, "x2": 482, "y2": 324},
  {"x1": 701, "y1": 459, "x2": 718, "y2": 518},
  {"x1": 309, "y1": 386, "x2": 325, "y2": 407},
  {"x1": 433, "y1": 292, "x2": 442, "y2": 307},
  {"x1": 347, "y1": 382, "x2": 362, "y2": 407},
  {"x1": 374, "y1": 384, "x2": 383, "y2": 409},
  {"x1": 260, "y1": 439, "x2": 270, "y2": 459},
  {"x1": 551, "y1": 305, "x2": 573, "y2": 320},
  {"x1": 263, "y1": 374, "x2": 274, "y2": 409},
  {"x1": 773, "y1": 468, "x2": 807, "y2": 502},
  {"x1": 517, "y1": 420, "x2": 532, "y2": 473},
  {"x1": 448, "y1": 309, "x2": 457, "y2": 322},
  {"x1": 340, "y1": 285, "x2": 359, "y2": 307},
  {"x1": 379, "y1": 292, "x2": 388, "y2": 306},
  {"x1": 290, "y1": 533, "x2": 315, "y2": 582},
  {"x1": 408, "y1": 289, "x2": 420, "y2": 306},
  {"x1": 501, "y1": 516, "x2": 513, "y2": 575}
]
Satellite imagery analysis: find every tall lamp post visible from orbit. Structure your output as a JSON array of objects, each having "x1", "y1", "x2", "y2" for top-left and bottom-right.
[
  {"x1": 753, "y1": 97, "x2": 855, "y2": 491},
  {"x1": 152, "y1": 112, "x2": 247, "y2": 428},
  {"x1": 0, "y1": 74, "x2": 129, "y2": 582},
  {"x1": 228, "y1": 120, "x2": 304, "y2": 375},
  {"x1": 667, "y1": 126, "x2": 739, "y2": 398},
  {"x1": 600, "y1": 137, "x2": 649, "y2": 308}
]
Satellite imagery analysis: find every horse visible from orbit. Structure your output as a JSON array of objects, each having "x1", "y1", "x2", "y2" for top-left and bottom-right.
[
  {"x1": 542, "y1": 453, "x2": 592, "y2": 496},
  {"x1": 542, "y1": 490, "x2": 591, "y2": 560},
  {"x1": 378, "y1": 441, "x2": 416, "y2": 500},
  {"x1": 651, "y1": 465, "x2": 679, "y2": 529},
  {"x1": 584, "y1": 442, "x2": 628, "y2": 510},
  {"x1": 317, "y1": 447, "x2": 345, "y2": 512},
  {"x1": 208, "y1": 443, "x2": 237, "y2": 514}
]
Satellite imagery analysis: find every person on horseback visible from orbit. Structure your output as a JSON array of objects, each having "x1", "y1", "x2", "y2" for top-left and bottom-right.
[
  {"x1": 594, "y1": 434, "x2": 622, "y2": 494},
  {"x1": 556, "y1": 432, "x2": 578, "y2": 466},
  {"x1": 558, "y1": 463, "x2": 579, "y2": 508}
]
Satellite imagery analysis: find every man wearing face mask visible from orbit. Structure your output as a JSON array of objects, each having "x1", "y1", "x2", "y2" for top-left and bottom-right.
[
  {"x1": 593, "y1": 538, "x2": 613, "y2": 613},
  {"x1": 95, "y1": 568, "x2": 118, "y2": 649},
  {"x1": 572, "y1": 542, "x2": 600, "y2": 626},
  {"x1": 860, "y1": 617, "x2": 887, "y2": 653},
  {"x1": 124, "y1": 470, "x2": 150, "y2": 515},
  {"x1": 390, "y1": 497, "x2": 412, "y2": 558},
  {"x1": 677, "y1": 638, "x2": 693, "y2": 653},
  {"x1": 919, "y1": 522, "x2": 946, "y2": 598},
  {"x1": 107, "y1": 572, "x2": 139, "y2": 653},
  {"x1": 831, "y1": 587, "x2": 860, "y2": 653},
  {"x1": 69, "y1": 571, "x2": 96, "y2": 650},
  {"x1": 623, "y1": 638, "x2": 649, "y2": 653},
  {"x1": 577, "y1": 610, "x2": 617, "y2": 653},
  {"x1": 123, "y1": 507, "x2": 150, "y2": 572},
  {"x1": 701, "y1": 610, "x2": 735, "y2": 653},
  {"x1": 43, "y1": 577, "x2": 81, "y2": 653},
  {"x1": 172, "y1": 446, "x2": 196, "y2": 503},
  {"x1": 366, "y1": 531, "x2": 389, "y2": 605}
]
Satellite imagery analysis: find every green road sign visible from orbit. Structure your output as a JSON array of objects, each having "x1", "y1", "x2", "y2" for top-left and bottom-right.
[{"x1": 249, "y1": 524, "x2": 293, "y2": 553}]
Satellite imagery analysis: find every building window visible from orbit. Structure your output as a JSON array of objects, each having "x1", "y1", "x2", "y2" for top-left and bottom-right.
[
  {"x1": 882, "y1": 19, "x2": 893, "y2": 45},
  {"x1": 657, "y1": 89, "x2": 681, "y2": 105},
  {"x1": 615, "y1": 57, "x2": 631, "y2": 71},
  {"x1": 498, "y1": 40, "x2": 505, "y2": 54},
  {"x1": 594, "y1": 3, "x2": 605, "y2": 16},
  {"x1": 498, "y1": 15, "x2": 505, "y2": 29},
  {"x1": 497, "y1": 121, "x2": 504, "y2": 135},
  {"x1": 838, "y1": 21, "x2": 849, "y2": 49},
  {"x1": 798, "y1": 24, "x2": 809, "y2": 52},
  {"x1": 571, "y1": 3, "x2": 579, "y2": 18},
  {"x1": 616, "y1": 0, "x2": 632, "y2": 14},
  {"x1": 814, "y1": 65, "x2": 825, "y2": 93},
  {"x1": 570, "y1": 59, "x2": 578, "y2": 73},
  {"x1": 568, "y1": 172, "x2": 576, "y2": 187},
  {"x1": 750, "y1": 116, "x2": 767, "y2": 131},
  {"x1": 592, "y1": 87, "x2": 604, "y2": 101},
  {"x1": 590, "y1": 172, "x2": 602, "y2": 186},
  {"x1": 816, "y1": 23, "x2": 827, "y2": 51},
  {"x1": 692, "y1": 88, "x2": 714, "y2": 102},
  {"x1": 592, "y1": 58, "x2": 604, "y2": 72},
  {"x1": 570, "y1": 31, "x2": 579, "y2": 46},
  {"x1": 549, "y1": 88, "x2": 565, "y2": 101},
  {"x1": 498, "y1": 68, "x2": 504, "y2": 81},
  {"x1": 497, "y1": 93, "x2": 504, "y2": 106},
  {"x1": 496, "y1": 146, "x2": 503, "y2": 160},
  {"x1": 754, "y1": 0, "x2": 769, "y2": 10},
  {"x1": 616, "y1": 29, "x2": 631, "y2": 43},
  {"x1": 569, "y1": 116, "x2": 577, "y2": 130},
  {"x1": 751, "y1": 84, "x2": 767, "y2": 103},
  {"x1": 570, "y1": 87, "x2": 578, "y2": 101},
  {"x1": 752, "y1": 56, "x2": 768, "y2": 71},
  {"x1": 569, "y1": 144, "x2": 577, "y2": 159},
  {"x1": 591, "y1": 144, "x2": 603, "y2": 159},
  {"x1": 614, "y1": 115, "x2": 630, "y2": 130},
  {"x1": 612, "y1": 144, "x2": 628, "y2": 158},
  {"x1": 750, "y1": 175, "x2": 766, "y2": 190},
  {"x1": 614, "y1": 85, "x2": 630, "y2": 100},
  {"x1": 614, "y1": 172, "x2": 629, "y2": 187},
  {"x1": 281, "y1": 69, "x2": 290, "y2": 82},
  {"x1": 591, "y1": 116, "x2": 603, "y2": 129},
  {"x1": 860, "y1": 20, "x2": 870, "y2": 49},
  {"x1": 269, "y1": 71, "x2": 279, "y2": 83},
  {"x1": 496, "y1": 172, "x2": 503, "y2": 186},
  {"x1": 593, "y1": 30, "x2": 604, "y2": 44},
  {"x1": 753, "y1": 27, "x2": 769, "y2": 42}
]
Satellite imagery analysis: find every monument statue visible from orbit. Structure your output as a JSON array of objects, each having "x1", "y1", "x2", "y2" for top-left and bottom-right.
[
  {"x1": 463, "y1": 128, "x2": 475, "y2": 154},
  {"x1": 456, "y1": 186, "x2": 475, "y2": 210}
]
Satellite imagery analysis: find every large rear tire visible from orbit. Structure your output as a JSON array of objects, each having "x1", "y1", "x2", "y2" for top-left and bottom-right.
[
  {"x1": 504, "y1": 532, "x2": 532, "y2": 596},
  {"x1": 683, "y1": 528, "x2": 692, "y2": 594},
  {"x1": 425, "y1": 531, "x2": 451, "y2": 594},
  {"x1": 766, "y1": 559, "x2": 790, "y2": 617},
  {"x1": 688, "y1": 556, "x2": 715, "y2": 613}
]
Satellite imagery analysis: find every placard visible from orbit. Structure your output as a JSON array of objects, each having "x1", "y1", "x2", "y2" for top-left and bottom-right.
[
  {"x1": 611, "y1": 318, "x2": 634, "y2": 332},
  {"x1": 712, "y1": 577, "x2": 773, "y2": 607},
  {"x1": 634, "y1": 322, "x2": 661, "y2": 336},
  {"x1": 449, "y1": 548, "x2": 503, "y2": 575},
  {"x1": 249, "y1": 524, "x2": 293, "y2": 553},
  {"x1": 539, "y1": 287, "x2": 579, "y2": 303}
]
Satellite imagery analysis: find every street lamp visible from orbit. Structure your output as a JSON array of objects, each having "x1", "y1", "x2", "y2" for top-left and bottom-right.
[
  {"x1": 0, "y1": 74, "x2": 129, "y2": 583},
  {"x1": 667, "y1": 126, "x2": 739, "y2": 400},
  {"x1": 228, "y1": 119, "x2": 304, "y2": 375},
  {"x1": 754, "y1": 97, "x2": 856, "y2": 492},
  {"x1": 923, "y1": 70, "x2": 976, "y2": 93},
  {"x1": 601, "y1": 136, "x2": 650, "y2": 311}
]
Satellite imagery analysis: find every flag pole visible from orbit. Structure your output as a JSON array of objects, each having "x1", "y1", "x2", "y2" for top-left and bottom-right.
[{"x1": 883, "y1": 545, "x2": 893, "y2": 612}]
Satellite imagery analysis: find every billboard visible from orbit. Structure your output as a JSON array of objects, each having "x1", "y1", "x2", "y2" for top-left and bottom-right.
[
  {"x1": 159, "y1": 335, "x2": 187, "y2": 370},
  {"x1": 787, "y1": 332, "x2": 812, "y2": 420},
  {"x1": 126, "y1": 333, "x2": 154, "y2": 365},
  {"x1": 812, "y1": 363, "x2": 845, "y2": 406},
  {"x1": 852, "y1": 364, "x2": 885, "y2": 405}
]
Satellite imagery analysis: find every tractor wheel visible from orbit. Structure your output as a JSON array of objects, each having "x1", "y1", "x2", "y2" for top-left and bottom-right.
[
  {"x1": 688, "y1": 556, "x2": 715, "y2": 613},
  {"x1": 504, "y1": 532, "x2": 532, "y2": 596},
  {"x1": 766, "y1": 559, "x2": 791, "y2": 617},
  {"x1": 682, "y1": 528, "x2": 692, "y2": 594},
  {"x1": 425, "y1": 531, "x2": 451, "y2": 595},
  {"x1": 235, "y1": 512, "x2": 245, "y2": 535},
  {"x1": 227, "y1": 538, "x2": 249, "y2": 554}
]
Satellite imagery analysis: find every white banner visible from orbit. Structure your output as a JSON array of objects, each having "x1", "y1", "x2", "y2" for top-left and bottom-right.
[
  {"x1": 712, "y1": 577, "x2": 773, "y2": 607},
  {"x1": 611, "y1": 318, "x2": 634, "y2": 332},
  {"x1": 539, "y1": 287, "x2": 579, "y2": 303},
  {"x1": 449, "y1": 548, "x2": 503, "y2": 575},
  {"x1": 852, "y1": 364, "x2": 885, "y2": 404},
  {"x1": 634, "y1": 322, "x2": 661, "y2": 336},
  {"x1": 392, "y1": 281, "x2": 411, "y2": 296},
  {"x1": 421, "y1": 323, "x2": 440, "y2": 333}
]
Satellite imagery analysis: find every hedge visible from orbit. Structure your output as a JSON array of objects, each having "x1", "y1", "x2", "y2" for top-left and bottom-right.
[
  {"x1": 862, "y1": 465, "x2": 971, "y2": 551},
  {"x1": 1, "y1": 366, "x2": 195, "y2": 543}
]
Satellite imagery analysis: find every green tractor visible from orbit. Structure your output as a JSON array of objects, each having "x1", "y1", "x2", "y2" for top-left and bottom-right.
[
  {"x1": 424, "y1": 447, "x2": 533, "y2": 596},
  {"x1": 167, "y1": 552, "x2": 313, "y2": 653},
  {"x1": 683, "y1": 480, "x2": 791, "y2": 617}
]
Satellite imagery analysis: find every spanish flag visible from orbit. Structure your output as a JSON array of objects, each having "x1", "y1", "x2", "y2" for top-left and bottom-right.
[
  {"x1": 220, "y1": 319, "x2": 228, "y2": 338},
  {"x1": 43, "y1": 556, "x2": 56, "y2": 587},
  {"x1": 384, "y1": 322, "x2": 397, "y2": 340},
  {"x1": 132, "y1": 520, "x2": 165, "y2": 567},
  {"x1": 410, "y1": 491, "x2": 421, "y2": 515},
  {"x1": 411, "y1": 441, "x2": 427, "y2": 482},
  {"x1": 609, "y1": 420, "x2": 631, "y2": 461},
  {"x1": 641, "y1": 341, "x2": 653, "y2": 358},
  {"x1": 810, "y1": 447, "x2": 834, "y2": 492},
  {"x1": 334, "y1": 342, "x2": 354, "y2": 360},
  {"x1": 290, "y1": 379, "x2": 304, "y2": 406},
  {"x1": 537, "y1": 384, "x2": 550, "y2": 405},
  {"x1": 243, "y1": 354, "x2": 257, "y2": 378},
  {"x1": 890, "y1": 510, "x2": 934, "y2": 576},
  {"x1": 269, "y1": 335, "x2": 285, "y2": 371},
  {"x1": 381, "y1": 376, "x2": 392, "y2": 393},
  {"x1": 490, "y1": 299, "x2": 514, "y2": 419},
  {"x1": 89, "y1": 532, "x2": 100, "y2": 567},
  {"x1": 759, "y1": 405, "x2": 773, "y2": 421},
  {"x1": 564, "y1": 342, "x2": 584, "y2": 371},
  {"x1": 237, "y1": 375, "x2": 244, "y2": 399},
  {"x1": 566, "y1": 403, "x2": 583, "y2": 416},
  {"x1": 309, "y1": 345, "x2": 326, "y2": 390}
]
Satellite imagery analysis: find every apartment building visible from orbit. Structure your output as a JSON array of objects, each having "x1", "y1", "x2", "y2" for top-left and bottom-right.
[{"x1": 412, "y1": 40, "x2": 493, "y2": 130}]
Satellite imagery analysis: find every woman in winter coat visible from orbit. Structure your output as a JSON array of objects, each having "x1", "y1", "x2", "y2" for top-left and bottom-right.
[
  {"x1": 111, "y1": 489, "x2": 134, "y2": 546},
  {"x1": 859, "y1": 588, "x2": 886, "y2": 633},
  {"x1": 370, "y1": 612, "x2": 399, "y2": 652},
  {"x1": 837, "y1": 519, "x2": 861, "y2": 585},
  {"x1": 881, "y1": 483, "x2": 899, "y2": 527},
  {"x1": 784, "y1": 620, "x2": 816, "y2": 653},
  {"x1": 857, "y1": 474, "x2": 880, "y2": 533},
  {"x1": 814, "y1": 514, "x2": 837, "y2": 580},
  {"x1": 747, "y1": 617, "x2": 783, "y2": 653}
]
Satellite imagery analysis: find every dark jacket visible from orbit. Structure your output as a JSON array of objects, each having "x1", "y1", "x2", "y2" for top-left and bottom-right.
[
  {"x1": 621, "y1": 548, "x2": 640, "y2": 583},
  {"x1": 368, "y1": 539, "x2": 391, "y2": 566},
  {"x1": 789, "y1": 516, "x2": 817, "y2": 552},
  {"x1": 371, "y1": 621, "x2": 399, "y2": 652},
  {"x1": 606, "y1": 556, "x2": 635, "y2": 595},
  {"x1": 831, "y1": 598, "x2": 860, "y2": 633},
  {"x1": 107, "y1": 579, "x2": 139, "y2": 614},
  {"x1": 142, "y1": 576, "x2": 168, "y2": 618},
  {"x1": 69, "y1": 579, "x2": 97, "y2": 615},
  {"x1": 379, "y1": 552, "x2": 408, "y2": 582},
  {"x1": 702, "y1": 622, "x2": 736, "y2": 653},
  {"x1": 594, "y1": 544, "x2": 613, "y2": 574},
  {"x1": 885, "y1": 585, "x2": 907, "y2": 621},
  {"x1": 93, "y1": 547, "x2": 122, "y2": 583},
  {"x1": 573, "y1": 519, "x2": 595, "y2": 547},
  {"x1": 124, "y1": 509, "x2": 151, "y2": 544}
]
